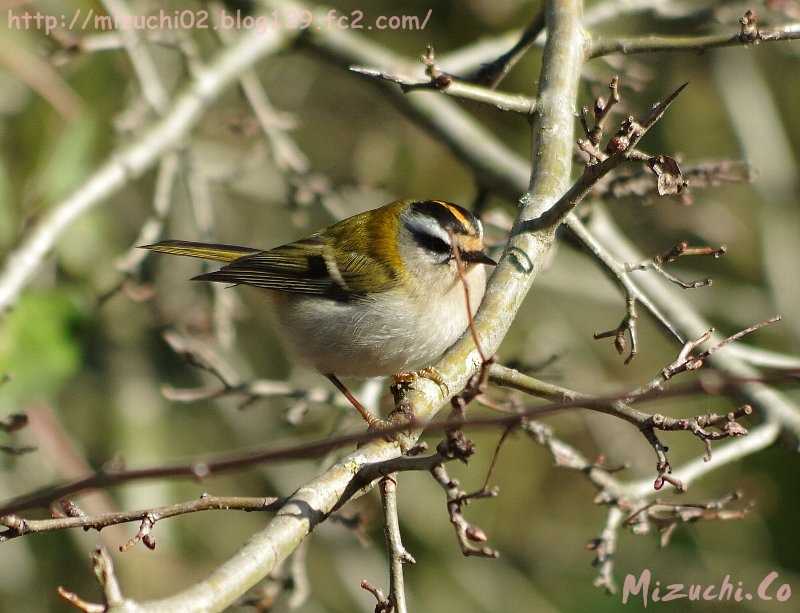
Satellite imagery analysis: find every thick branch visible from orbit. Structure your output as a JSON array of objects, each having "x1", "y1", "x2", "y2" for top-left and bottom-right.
[
  {"x1": 315, "y1": 17, "x2": 800, "y2": 439},
  {"x1": 103, "y1": 2, "x2": 585, "y2": 610}
]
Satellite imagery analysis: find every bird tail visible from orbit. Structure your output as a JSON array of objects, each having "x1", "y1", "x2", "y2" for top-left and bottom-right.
[{"x1": 140, "y1": 240, "x2": 261, "y2": 263}]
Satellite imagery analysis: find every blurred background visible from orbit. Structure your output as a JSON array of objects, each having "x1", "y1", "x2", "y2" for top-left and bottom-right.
[{"x1": 1, "y1": 0, "x2": 799, "y2": 611}]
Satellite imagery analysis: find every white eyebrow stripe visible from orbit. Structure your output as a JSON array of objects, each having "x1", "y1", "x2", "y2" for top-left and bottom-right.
[{"x1": 404, "y1": 213, "x2": 452, "y2": 245}]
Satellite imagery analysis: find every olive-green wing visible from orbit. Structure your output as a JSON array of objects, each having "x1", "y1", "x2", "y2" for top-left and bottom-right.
[{"x1": 189, "y1": 237, "x2": 398, "y2": 298}]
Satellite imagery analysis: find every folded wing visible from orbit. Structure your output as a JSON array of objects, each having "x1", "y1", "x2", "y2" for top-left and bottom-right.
[{"x1": 142, "y1": 237, "x2": 398, "y2": 300}]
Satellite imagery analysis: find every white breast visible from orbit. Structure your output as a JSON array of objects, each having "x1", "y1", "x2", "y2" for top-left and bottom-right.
[{"x1": 271, "y1": 264, "x2": 487, "y2": 378}]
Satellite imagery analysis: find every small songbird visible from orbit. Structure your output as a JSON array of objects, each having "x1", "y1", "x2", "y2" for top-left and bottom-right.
[{"x1": 143, "y1": 199, "x2": 496, "y2": 426}]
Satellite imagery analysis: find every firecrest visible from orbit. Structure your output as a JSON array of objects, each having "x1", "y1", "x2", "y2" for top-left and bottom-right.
[{"x1": 143, "y1": 199, "x2": 496, "y2": 425}]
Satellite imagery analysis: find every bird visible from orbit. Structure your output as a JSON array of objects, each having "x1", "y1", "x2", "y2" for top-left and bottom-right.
[{"x1": 142, "y1": 199, "x2": 496, "y2": 427}]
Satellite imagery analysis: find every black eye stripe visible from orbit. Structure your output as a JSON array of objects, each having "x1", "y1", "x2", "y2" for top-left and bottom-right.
[
  {"x1": 410, "y1": 200, "x2": 474, "y2": 235},
  {"x1": 405, "y1": 224, "x2": 452, "y2": 255}
]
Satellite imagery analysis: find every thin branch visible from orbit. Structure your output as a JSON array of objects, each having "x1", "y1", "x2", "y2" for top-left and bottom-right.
[
  {"x1": 464, "y1": 8, "x2": 545, "y2": 86},
  {"x1": 161, "y1": 329, "x2": 337, "y2": 410},
  {"x1": 349, "y1": 65, "x2": 536, "y2": 115},
  {"x1": 623, "y1": 421, "x2": 782, "y2": 499},
  {"x1": 378, "y1": 475, "x2": 414, "y2": 613},
  {"x1": 105, "y1": 148, "x2": 182, "y2": 295},
  {"x1": 84, "y1": 1, "x2": 184, "y2": 307},
  {"x1": 589, "y1": 11, "x2": 800, "y2": 58},
  {"x1": 587, "y1": 507, "x2": 624, "y2": 594},
  {"x1": 361, "y1": 580, "x2": 392, "y2": 612},
  {"x1": 521, "y1": 420, "x2": 624, "y2": 497},
  {"x1": 623, "y1": 491, "x2": 752, "y2": 547},
  {"x1": 492, "y1": 359, "x2": 758, "y2": 489},
  {"x1": 99, "y1": 0, "x2": 169, "y2": 113},
  {"x1": 594, "y1": 295, "x2": 640, "y2": 364},
  {"x1": 1, "y1": 494, "x2": 282, "y2": 544},
  {"x1": 657, "y1": 316, "x2": 782, "y2": 382},
  {"x1": 585, "y1": 198, "x2": 800, "y2": 438},
  {"x1": 58, "y1": 546, "x2": 127, "y2": 612},
  {"x1": 436, "y1": 0, "x2": 713, "y2": 77},
  {"x1": 430, "y1": 463, "x2": 498, "y2": 558},
  {"x1": 625, "y1": 241, "x2": 727, "y2": 289},
  {"x1": 567, "y1": 217, "x2": 685, "y2": 344},
  {"x1": 213, "y1": 3, "x2": 310, "y2": 175},
  {"x1": 592, "y1": 159, "x2": 754, "y2": 203}
]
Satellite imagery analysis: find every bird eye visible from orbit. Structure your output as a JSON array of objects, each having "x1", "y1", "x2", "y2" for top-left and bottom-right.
[
  {"x1": 404, "y1": 217, "x2": 453, "y2": 257},
  {"x1": 414, "y1": 231, "x2": 451, "y2": 255}
]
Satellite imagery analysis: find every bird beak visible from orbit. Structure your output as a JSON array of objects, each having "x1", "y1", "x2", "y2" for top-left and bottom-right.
[{"x1": 461, "y1": 250, "x2": 497, "y2": 266}]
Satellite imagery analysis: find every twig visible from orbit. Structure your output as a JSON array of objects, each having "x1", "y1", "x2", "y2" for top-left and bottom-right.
[
  {"x1": 161, "y1": 330, "x2": 338, "y2": 412},
  {"x1": 567, "y1": 216, "x2": 685, "y2": 345},
  {"x1": 1, "y1": 494, "x2": 282, "y2": 544},
  {"x1": 430, "y1": 463, "x2": 498, "y2": 558},
  {"x1": 625, "y1": 241, "x2": 727, "y2": 290},
  {"x1": 102, "y1": 149, "x2": 182, "y2": 305},
  {"x1": 592, "y1": 159, "x2": 754, "y2": 203},
  {"x1": 525, "y1": 78, "x2": 689, "y2": 230},
  {"x1": 587, "y1": 507, "x2": 624, "y2": 594},
  {"x1": 58, "y1": 546, "x2": 126, "y2": 612},
  {"x1": 521, "y1": 420, "x2": 624, "y2": 497},
  {"x1": 213, "y1": 2, "x2": 310, "y2": 174},
  {"x1": 361, "y1": 580, "x2": 392, "y2": 612},
  {"x1": 589, "y1": 11, "x2": 800, "y2": 57},
  {"x1": 623, "y1": 491, "x2": 752, "y2": 547},
  {"x1": 349, "y1": 65, "x2": 536, "y2": 115},
  {"x1": 99, "y1": 0, "x2": 169, "y2": 113},
  {"x1": 464, "y1": 8, "x2": 545, "y2": 86},
  {"x1": 493, "y1": 361, "x2": 758, "y2": 487},
  {"x1": 436, "y1": 0, "x2": 712, "y2": 77},
  {"x1": 93, "y1": 0, "x2": 185, "y2": 308},
  {"x1": 378, "y1": 475, "x2": 414, "y2": 613},
  {"x1": 594, "y1": 295, "x2": 639, "y2": 364},
  {"x1": 658, "y1": 316, "x2": 782, "y2": 381}
]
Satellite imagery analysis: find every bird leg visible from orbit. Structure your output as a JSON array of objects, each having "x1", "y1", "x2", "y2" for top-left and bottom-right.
[{"x1": 325, "y1": 374, "x2": 383, "y2": 429}]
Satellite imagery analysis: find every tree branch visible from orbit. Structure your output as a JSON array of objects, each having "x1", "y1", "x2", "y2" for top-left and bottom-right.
[
  {"x1": 589, "y1": 11, "x2": 800, "y2": 58},
  {"x1": 0, "y1": 494, "x2": 282, "y2": 545},
  {"x1": 378, "y1": 475, "x2": 414, "y2": 613},
  {"x1": 91, "y1": 1, "x2": 585, "y2": 609},
  {"x1": 349, "y1": 64, "x2": 536, "y2": 115}
]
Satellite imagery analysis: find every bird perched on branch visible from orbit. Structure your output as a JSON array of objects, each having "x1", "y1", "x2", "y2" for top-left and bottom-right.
[{"x1": 143, "y1": 199, "x2": 495, "y2": 426}]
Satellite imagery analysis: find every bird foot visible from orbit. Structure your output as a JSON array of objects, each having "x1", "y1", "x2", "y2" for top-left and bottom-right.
[{"x1": 392, "y1": 367, "x2": 450, "y2": 396}]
